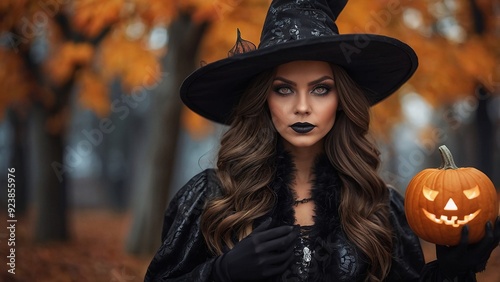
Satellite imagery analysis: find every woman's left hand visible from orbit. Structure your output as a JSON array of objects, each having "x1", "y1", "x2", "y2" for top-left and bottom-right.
[{"x1": 436, "y1": 216, "x2": 500, "y2": 277}]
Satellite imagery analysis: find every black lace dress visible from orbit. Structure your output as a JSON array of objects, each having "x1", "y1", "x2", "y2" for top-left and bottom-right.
[{"x1": 293, "y1": 225, "x2": 314, "y2": 281}]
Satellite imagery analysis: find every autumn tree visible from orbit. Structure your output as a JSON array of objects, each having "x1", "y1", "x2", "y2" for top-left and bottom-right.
[
  {"x1": 0, "y1": 0, "x2": 170, "y2": 242},
  {"x1": 0, "y1": 0, "x2": 270, "y2": 250}
]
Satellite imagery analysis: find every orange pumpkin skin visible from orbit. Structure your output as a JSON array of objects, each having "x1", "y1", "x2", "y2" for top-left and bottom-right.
[{"x1": 404, "y1": 145, "x2": 499, "y2": 246}]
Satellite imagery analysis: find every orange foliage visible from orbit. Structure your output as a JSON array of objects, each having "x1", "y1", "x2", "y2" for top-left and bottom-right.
[
  {"x1": 199, "y1": 0, "x2": 269, "y2": 64},
  {"x1": 99, "y1": 31, "x2": 161, "y2": 90},
  {"x1": 337, "y1": 0, "x2": 385, "y2": 32},
  {"x1": 452, "y1": 38, "x2": 497, "y2": 84},
  {"x1": 136, "y1": 0, "x2": 178, "y2": 25},
  {"x1": 44, "y1": 42, "x2": 94, "y2": 86},
  {"x1": 71, "y1": 0, "x2": 125, "y2": 37},
  {"x1": 340, "y1": 0, "x2": 498, "y2": 134},
  {"x1": 78, "y1": 69, "x2": 110, "y2": 117},
  {"x1": 180, "y1": 0, "x2": 221, "y2": 23},
  {"x1": 0, "y1": 0, "x2": 180, "y2": 126}
]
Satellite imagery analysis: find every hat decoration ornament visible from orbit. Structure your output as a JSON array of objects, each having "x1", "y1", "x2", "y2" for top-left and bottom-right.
[{"x1": 228, "y1": 29, "x2": 256, "y2": 57}]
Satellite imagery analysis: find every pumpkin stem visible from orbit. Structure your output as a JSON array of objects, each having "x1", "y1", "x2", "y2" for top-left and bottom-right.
[{"x1": 438, "y1": 145, "x2": 458, "y2": 170}]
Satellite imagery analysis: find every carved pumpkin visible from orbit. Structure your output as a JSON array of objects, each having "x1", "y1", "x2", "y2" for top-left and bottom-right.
[{"x1": 404, "y1": 145, "x2": 499, "y2": 246}]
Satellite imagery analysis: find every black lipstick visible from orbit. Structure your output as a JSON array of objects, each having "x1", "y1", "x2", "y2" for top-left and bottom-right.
[{"x1": 290, "y1": 122, "x2": 315, "y2": 134}]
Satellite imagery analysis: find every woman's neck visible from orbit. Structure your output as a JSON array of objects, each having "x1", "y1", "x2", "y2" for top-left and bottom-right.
[
  {"x1": 284, "y1": 142, "x2": 324, "y2": 191},
  {"x1": 293, "y1": 153, "x2": 316, "y2": 185}
]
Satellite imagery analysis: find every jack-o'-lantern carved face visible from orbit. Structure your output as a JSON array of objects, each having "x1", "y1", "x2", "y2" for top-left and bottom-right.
[
  {"x1": 405, "y1": 146, "x2": 498, "y2": 246},
  {"x1": 421, "y1": 185, "x2": 481, "y2": 227}
]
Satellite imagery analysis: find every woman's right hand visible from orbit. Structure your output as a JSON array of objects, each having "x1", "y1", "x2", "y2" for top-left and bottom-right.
[
  {"x1": 435, "y1": 216, "x2": 500, "y2": 278},
  {"x1": 213, "y1": 218, "x2": 299, "y2": 281}
]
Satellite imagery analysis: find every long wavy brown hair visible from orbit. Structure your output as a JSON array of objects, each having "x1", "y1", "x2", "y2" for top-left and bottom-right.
[{"x1": 200, "y1": 64, "x2": 393, "y2": 281}]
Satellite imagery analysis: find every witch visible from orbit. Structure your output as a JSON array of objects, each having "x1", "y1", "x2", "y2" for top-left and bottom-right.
[{"x1": 145, "y1": 0, "x2": 500, "y2": 281}]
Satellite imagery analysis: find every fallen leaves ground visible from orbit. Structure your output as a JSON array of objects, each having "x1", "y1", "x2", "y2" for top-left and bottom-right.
[
  {"x1": 0, "y1": 210, "x2": 150, "y2": 282},
  {"x1": 0, "y1": 208, "x2": 499, "y2": 282}
]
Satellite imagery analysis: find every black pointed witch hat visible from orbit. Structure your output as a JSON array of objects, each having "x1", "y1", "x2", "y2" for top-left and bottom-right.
[{"x1": 180, "y1": 0, "x2": 418, "y2": 124}]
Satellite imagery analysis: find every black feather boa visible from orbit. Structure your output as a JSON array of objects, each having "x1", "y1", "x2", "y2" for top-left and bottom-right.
[
  {"x1": 267, "y1": 149, "x2": 342, "y2": 236},
  {"x1": 262, "y1": 148, "x2": 368, "y2": 281}
]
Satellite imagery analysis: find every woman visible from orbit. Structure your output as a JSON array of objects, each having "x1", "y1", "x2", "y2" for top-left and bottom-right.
[{"x1": 145, "y1": 0, "x2": 500, "y2": 281}]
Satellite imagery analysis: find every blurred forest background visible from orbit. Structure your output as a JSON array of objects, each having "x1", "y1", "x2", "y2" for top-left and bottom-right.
[{"x1": 0, "y1": 0, "x2": 499, "y2": 281}]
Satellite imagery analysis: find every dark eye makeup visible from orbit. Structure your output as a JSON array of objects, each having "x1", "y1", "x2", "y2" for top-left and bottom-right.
[{"x1": 272, "y1": 82, "x2": 334, "y2": 96}]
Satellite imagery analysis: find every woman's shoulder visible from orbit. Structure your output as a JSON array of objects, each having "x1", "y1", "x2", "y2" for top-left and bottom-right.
[
  {"x1": 171, "y1": 169, "x2": 222, "y2": 205},
  {"x1": 386, "y1": 184, "x2": 422, "y2": 241},
  {"x1": 386, "y1": 185, "x2": 410, "y2": 226},
  {"x1": 181, "y1": 168, "x2": 220, "y2": 191},
  {"x1": 387, "y1": 184, "x2": 405, "y2": 208},
  {"x1": 385, "y1": 184, "x2": 426, "y2": 280}
]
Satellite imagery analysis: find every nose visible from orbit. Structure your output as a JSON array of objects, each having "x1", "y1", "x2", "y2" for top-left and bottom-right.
[
  {"x1": 444, "y1": 198, "x2": 458, "y2": 211},
  {"x1": 294, "y1": 93, "x2": 311, "y2": 115}
]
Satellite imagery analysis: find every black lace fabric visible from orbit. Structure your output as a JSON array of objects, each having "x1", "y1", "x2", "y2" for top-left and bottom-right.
[
  {"x1": 228, "y1": 29, "x2": 256, "y2": 57},
  {"x1": 294, "y1": 225, "x2": 314, "y2": 281},
  {"x1": 259, "y1": 0, "x2": 339, "y2": 49}
]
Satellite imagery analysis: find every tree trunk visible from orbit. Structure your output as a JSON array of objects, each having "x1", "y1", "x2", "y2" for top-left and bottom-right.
[
  {"x1": 126, "y1": 14, "x2": 208, "y2": 255},
  {"x1": 475, "y1": 85, "x2": 493, "y2": 178},
  {"x1": 7, "y1": 109, "x2": 28, "y2": 215},
  {"x1": 29, "y1": 105, "x2": 68, "y2": 242}
]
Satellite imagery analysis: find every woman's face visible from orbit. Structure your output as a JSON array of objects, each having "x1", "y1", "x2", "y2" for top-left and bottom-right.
[{"x1": 267, "y1": 60, "x2": 339, "y2": 151}]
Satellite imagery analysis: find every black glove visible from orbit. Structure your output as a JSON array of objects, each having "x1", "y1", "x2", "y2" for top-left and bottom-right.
[
  {"x1": 436, "y1": 216, "x2": 500, "y2": 279},
  {"x1": 212, "y1": 218, "x2": 298, "y2": 281}
]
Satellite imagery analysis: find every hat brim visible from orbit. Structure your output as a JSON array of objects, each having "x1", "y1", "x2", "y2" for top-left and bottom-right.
[{"x1": 180, "y1": 34, "x2": 418, "y2": 125}]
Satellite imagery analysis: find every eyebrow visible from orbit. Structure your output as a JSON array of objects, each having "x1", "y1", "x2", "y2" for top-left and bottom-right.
[{"x1": 273, "y1": 75, "x2": 334, "y2": 86}]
